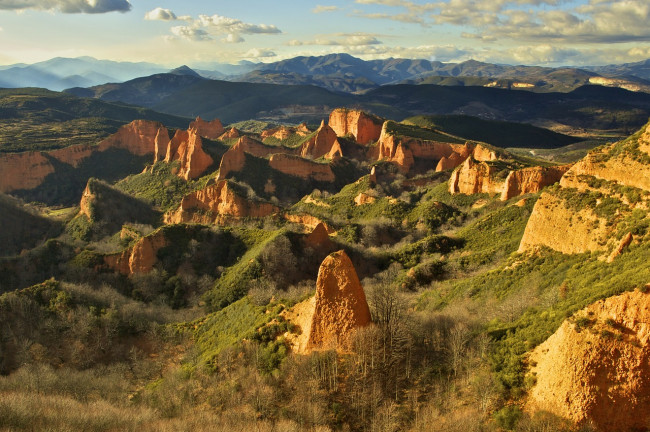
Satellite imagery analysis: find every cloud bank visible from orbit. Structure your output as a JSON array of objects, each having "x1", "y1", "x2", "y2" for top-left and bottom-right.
[{"x1": 0, "y1": 0, "x2": 131, "y2": 13}]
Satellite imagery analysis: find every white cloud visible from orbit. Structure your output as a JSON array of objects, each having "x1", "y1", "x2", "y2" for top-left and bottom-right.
[
  {"x1": 158, "y1": 13, "x2": 282, "y2": 44},
  {"x1": 352, "y1": 0, "x2": 650, "y2": 44},
  {"x1": 170, "y1": 26, "x2": 211, "y2": 42},
  {"x1": 223, "y1": 33, "x2": 245, "y2": 43},
  {"x1": 286, "y1": 33, "x2": 383, "y2": 48},
  {"x1": 197, "y1": 14, "x2": 281, "y2": 35},
  {"x1": 312, "y1": 5, "x2": 339, "y2": 13},
  {"x1": 144, "y1": 7, "x2": 176, "y2": 21},
  {"x1": 0, "y1": 0, "x2": 131, "y2": 13},
  {"x1": 243, "y1": 48, "x2": 277, "y2": 59}
]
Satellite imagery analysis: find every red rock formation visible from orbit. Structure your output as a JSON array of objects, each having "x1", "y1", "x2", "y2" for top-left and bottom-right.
[
  {"x1": 220, "y1": 127, "x2": 241, "y2": 140},
  {"x1": 189, "y1": 116, "x2": 224, "y2": 139},
  {"x1": 376, "y1": 122, "x2": 475, "y2": 173},
  {"x1": 304, "y1": 222, "x2": 335, "y2": 251},
  {"x1": 104, "y1": 230, "x2": 168, "y2": 275},
  {"x1": 216, "y1": 137, "x2": 278, "y2": 181},
  {"x1": 165, "y1": 180, "x2": 278, "y2": 224},
  {"x1": 500, "y1": 165, "x2": 571, "y2": 200},
  {"x1": 307, "y1": 250, "x2": 372, "y2": 350},
  {"x1": 328, "y1": 108, "x2": 383, "y2": 145},
  {"x1": 268, "y1": 153, "x2": 335, "y2": 182},
  {"x1": 0, "y1": 152, "x2": 55, "y2": 193},
  {"x1": 164, "y1": 129, "x2": 214, "y2": 180},
  {"x1": 354, "y1": 192, "x2": 376, "y2": 206},
  {"x1": 284, "y1": 213, "x2": 335, "y2": 233},
  {"x1": 449, "y1": 157, "x2": 505, "y2": 195},
  {"x1": 300, "y1": 120, "x2": 339, "y2": 159},
  {"x1": 527, "y1": 289, "x2": 650, "y2": 432},
  {"x1": 0, "y1": 120, "x2": 168, "y2": 193}
]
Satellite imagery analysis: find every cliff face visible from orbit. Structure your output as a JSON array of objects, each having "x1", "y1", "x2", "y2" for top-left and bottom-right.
[
  {"x1": 518, "y1": 192, "x2": 609, "y2": 254},
  {"x1": 261, "y1": 124, "x2": 311, "y2": 140},
  {"x1": 268, "y1": 153, "x2": 335, "y2": 182},
  {"x1": 300, "y1": 120, "x2": 339, "y2": 160},
  {"x1": 449, "y1": 157, "x2": 506, "y2": 195},
  {"x1": 104, "y1": 230, "x2": 168, "y2": 275},
  {"x1": 304, "y1": 222, "x2": 335, "y2": 251},
  {"x1": 165, "y1": 180, "x2": 278, "y2": 224},
  {"x1": 163, "y1": 129, "x2": 214, "y2": 180},
  {"x1": 527, "y1": 289, "x2": 650, "y2": 432},
  {"x1": 0, "y1": 120, "x2": 168, "y2": 193},
  {"x1": 216, "y1": 137, "x2": 279, "y2": 181},
  {"x1": 189, "y1": 116, "x2": 224, "y2": 140},
  {"x1": 306, "y1": 250, "x2": 372, "y2": 350},
  {"x1": 328, "y1": 108, "x2": 383, "y2": 145},
  {"x1": 501, "y1": 165, "x2": 571, "y2": 200},
  {"x1": 375, "y1": 122, "x2": 474, "y2": 173},
  {"x1": 519, "y1": 122, "x2": 650, "y2": 255}
]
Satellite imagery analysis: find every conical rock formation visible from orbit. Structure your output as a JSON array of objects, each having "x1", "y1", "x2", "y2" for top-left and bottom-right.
[{"x1": 306, "y1": 250, "x2": 372, "y2": 350}]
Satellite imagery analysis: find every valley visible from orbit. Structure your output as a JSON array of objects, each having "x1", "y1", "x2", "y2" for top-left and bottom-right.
[{"x1": 0, "y1": 72, "x2": 649, "y2": 432}]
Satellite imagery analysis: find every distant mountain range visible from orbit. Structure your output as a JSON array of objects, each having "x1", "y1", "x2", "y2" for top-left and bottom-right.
[
  {"x1": 65, "y1": 70, "x2": 650, "y2": 135},
  {"x1": 4, "y1": 54, "x2": 650, "y2": 95}
]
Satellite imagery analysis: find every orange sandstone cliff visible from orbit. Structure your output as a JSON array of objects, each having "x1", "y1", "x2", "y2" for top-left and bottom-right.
[
  {"x1": 519, "y1": 122, "x2": 650, "y2": 255},
  {"x1": 165, "y1": 180, "x2": 278, "y2": 224},
  {"x1": 300, "y1": 120, "x2": 340, "y2": 160},
  {"x1": 328, "y1": 108, "x2": 383, "y2": 145},
  {"x1": 104, "y1": 230, "x2": 168, "y2": 275},
  {"x1": 163, "y1": 128, "x2": 214, "y2": 180},
  {"x1": 527, "y1": 289, "x2": 650, "y2": 432},
  {"x1": 500, "y1": 165, "x2": 572, "y2": 200},
  {"x1": 189, "y1": 116, "x2": 224, "y2": 140},
  {"x1": 268, "y1": 153, "x2": 335, "y2": 182},
  {"x1": 0, "y1": 120, "x2": 168, "y2": 193}
]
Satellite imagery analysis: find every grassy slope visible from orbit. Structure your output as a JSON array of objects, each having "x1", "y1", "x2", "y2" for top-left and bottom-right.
[
  {"x1": 0, "y1": 88, "x2": 189, "y2": 153},
  {"x1": 404, "y1": 114, "x2": 581, "y2": 149}
]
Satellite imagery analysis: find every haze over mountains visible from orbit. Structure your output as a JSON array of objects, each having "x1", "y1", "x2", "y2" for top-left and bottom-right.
[{"x1": 4, "y1": 53, "x2": 650, "y2": 94}]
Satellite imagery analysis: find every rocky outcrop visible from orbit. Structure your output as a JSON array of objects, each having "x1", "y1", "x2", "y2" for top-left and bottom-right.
[
  {"x1": 500, "y1": 165, "x2": 572, "y2": 200},
  {"x1": 328, "y1": 108, "x2": 383, "y2": 145},
  {"x1": 304, "y1": 222, "x2": 335, "y2": 251},
  {"x1": 104, "y1": 230, "x2": 168, "y2": 275},
  {"x1": 165, "y1": 180, "x2": 278, "y2": 224},
  {"x1": 518, "y1": 122, "x2": 650, "y2": 255},
  {"x1": 306, "y1": 250, "x2": 372, "y2": 350},
  {"x1": 0, "y1": 120, "x2": 168, "y2": 193},
  {"x1": 284, "y1": 213, "x2": 335, "y2": 234},
  {"x1": 607, "y1": 232, "x2": 634, "y2": 263},
  {"x1": 0, "y1": 152, "x2": 55, "y2": 193},
  {"x1": 559, "y1": 125, "x2": 650, "y2": 193},
  {"x1": 189, "y1": 116, "x2": 224, "y2": 139},
  {"x1": 216, "y1": 137, "x2": 279, "y2": 181},
  {"x1": 163, "y1": 129, "x2": 214, "y2": 180},
  {"x1": 220, "y1": 127, "x2": 241, "y2": 140},
  {"x1": 354, "y1": 192, "x2": 376, "y2": 206},
  {"x1": 300, "y1": 120, "x2": 339, "y2": 159},
  {"x1": 375, "y1": 122, "x2": 475, "y2": 173},
  {"x1": 449, "y1": 157, "x2": 506, "y2": 195},
  {"x1": 261, "y1": 124, "x2": 311, "y2": 140},
  {"x1": 527, "y1": 289, "x2": 650, "y2": 432},
  {"x1": 518, "y1": 192, "x2": 609, "y2": 254},
  {"x1": 269, "y1": 153, "x2": 335, "y2": 182}
]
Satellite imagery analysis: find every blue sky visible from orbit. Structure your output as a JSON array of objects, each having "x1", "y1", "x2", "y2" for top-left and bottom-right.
[{"x1": 0, "y1": 0, "x2": 649, "y2": 66}]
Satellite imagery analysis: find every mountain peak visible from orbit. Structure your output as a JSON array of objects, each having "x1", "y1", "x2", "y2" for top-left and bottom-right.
[{"x1": 169, "y1": 65, "x2": 201, "y2": 77}]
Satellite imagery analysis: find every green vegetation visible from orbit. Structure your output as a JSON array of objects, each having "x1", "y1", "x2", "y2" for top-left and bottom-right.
[
  {"x1": 0, "y1": 194, "x2": 63, "y2": 257},
  {"x1": 405, "y1": 115, "x2": 581, "y2": 149},
  {"x1": 115, "y1": 162, "x2": 203, "y2": 212},
  {"x1": 385, "y1": 120, "x2": 464, "y2": 143},
  {"x1": 0, "y1": 88, "x2": 189, "y2": 153},
  {"x1": 66, "y1": 178, "x2": 161, "y2": 241}
]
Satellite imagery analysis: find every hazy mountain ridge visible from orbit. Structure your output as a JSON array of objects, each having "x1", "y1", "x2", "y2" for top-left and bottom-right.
[{"x1": 5, "y1": 54, "x2": 650, "y2": 95}]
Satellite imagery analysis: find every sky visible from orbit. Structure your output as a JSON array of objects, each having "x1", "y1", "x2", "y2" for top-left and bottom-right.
[{"x1": 0, "y1": 0, "x2": 649, "y2": 67}]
